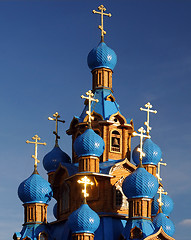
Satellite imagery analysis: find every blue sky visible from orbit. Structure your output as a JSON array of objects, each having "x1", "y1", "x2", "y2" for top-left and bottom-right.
[{"x1": 0, "y1": 1, "x2": 190, "y2": 239}]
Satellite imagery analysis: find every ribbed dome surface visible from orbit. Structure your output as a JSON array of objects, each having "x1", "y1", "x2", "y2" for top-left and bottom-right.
[
  {"x1": 43, "y1": 145, "x2": 71, "y2": 173},
  {"x1": 87, "y1": 42, "x2": 117, "y2": 71},
  {"x1": 68, "y1": 203, "x2": 100, "y2": 234},
  {"x1": 153, "y1": 212, "x2": 175, "y2": 237},
  {"x1": 74, "y1": 128, "x2": 105, "y2": 157},
  {"x1": 122, "y1": 167, "x2": 158, "y2": 199},
  {"x1": 132, "y1": 139, "x2": 162, "y2": 166},
  {"x1": 18, "y1": 173, "x2": 53, "y2": 204},
  {"x1": 152, "y1": 193, "x2": 174, "y2": 216}
]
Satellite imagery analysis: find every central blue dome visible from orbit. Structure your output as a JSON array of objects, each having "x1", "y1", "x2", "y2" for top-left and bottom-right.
[
  {"x1": 87, "y1": 42, "x2": 117, "y2": 71},
  {"x1": 122, "y1": 167, "x2": 158, "y2": 199},
  {"x1": 68, "y1": 203, "x2": 100, "y2": 234},
  {"x1": 18, "y1": 172, "x2": 53, "y2": 204},
  {"x1": 74, "y1": 128, "x2": 105, "y2": 157}
]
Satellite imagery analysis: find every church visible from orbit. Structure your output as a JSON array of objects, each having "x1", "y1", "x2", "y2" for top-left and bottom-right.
[{"x1": 13, "y1": 5, "x2": 175, "y2": 240}]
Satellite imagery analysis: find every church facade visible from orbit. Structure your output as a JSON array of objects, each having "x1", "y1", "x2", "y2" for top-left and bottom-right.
[{"x1": 13, "y1": 5, "x2": 175, "y2": 240}]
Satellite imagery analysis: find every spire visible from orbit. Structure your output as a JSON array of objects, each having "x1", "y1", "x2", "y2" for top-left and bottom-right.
[
  {"x1": 140, "y1": 102, "x2": 157, "y2": 136},
  {"x1": 92, "y1": 5, "x2": 111, "y2": 42},
  {"x1": 156, "y1": 159, "x2": 167, "y2": 183},
  {"x1": 77, "y1": 176, "x2": 94, "y2": 203},
  {"x1": 26, "y1": 135, "x2": 46, "y2": 173},
  {"x1": 132, "y1": 127, "x2": 150, "y2": 167},
  {"x1": 81, "y1": 90, "x2": 99, "y2": 127},
  {"x1": 48, "y1": 112, "x2": 65, "y2": 146}
]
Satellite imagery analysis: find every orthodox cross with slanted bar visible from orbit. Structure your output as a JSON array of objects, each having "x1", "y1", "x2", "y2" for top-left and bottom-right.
[
  {"x1": 132, "y1": 127, "x2": 150, "y2": 166},
  {"x1": 81, "y1": 90, "x2": 99, "y2": 127},
  {"x1": 157, "y1": 186, "x2": 168, "y2": 210},
  {"x1": 78, "y1": 176, "x2": 94, "y2": 199},
  {"x1": 26, "y1": 135, "x2": 46, "y2": 172},
  {"x1": 93, "y1": 5, "x2": 111, "y2": 42},
  {"x1": 48, "y1": 112, "x2": 65, "y2": 146},
  {"x1": 156, "y1": 158, "x2": 167, "y2": 183},
  {"x1": 140, "y1": 102, "x2": 157, "y2": 136}
]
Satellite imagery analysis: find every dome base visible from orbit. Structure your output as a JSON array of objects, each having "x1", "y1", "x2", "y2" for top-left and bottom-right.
[
  {"x1": 92, "y1": 68, "x2": 113, "y2": 90},
  {"x1": 23, "y1": 203, "x2": 48, "y2": 225}
]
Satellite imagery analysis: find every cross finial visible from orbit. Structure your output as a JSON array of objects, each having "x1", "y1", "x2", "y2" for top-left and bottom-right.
[
  {"x1": 48, "y1": 112, "x2": 65, "y2": 146},
  {"x1": 92, "y1": 5, "x2": 112, "y2": 42},
  {"x1": 157, "y1": 186, "x2": 168, "y2": 212},
  {"x1": 156, "y1": 159, "x2": 167, "y2": 183},
  {"x1": 77, "y1": 176, "x2": 94, "y2": 200},
  {"x1": 26, "y1": 135, "x2": 46, "y2": 173},
  {"x1": 81, "y1": 90, "x2": 99, "y2": 127},
  {"x1": 132, "y1": 127, "x2": 151, "y2": 166},
  {"x1": 140, "y1": 102, "x2": 157, "y2": 136}
]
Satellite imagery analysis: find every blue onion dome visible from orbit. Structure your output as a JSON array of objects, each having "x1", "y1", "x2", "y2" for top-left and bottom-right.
[
  {"x1": 87, "y1": 42, "x2": 117, "y2": 71},
  {"x1": 132, "y1": 139, "x2": 162, "y2": 166},
  {"x1": 152, "y1": 193, "x2": 174, "y2": 216},
  {"x1": 74, "y1": 128, "x2": 105, "y2": 158},
  {"x1": 18, "y1": 172, "x2": 53, "y2": 204},
  {"x1": 122, "y1": 167, "x2": 159, "y2": 199},
  {"x1": 153, "y1": 212, "x2": 175, "y2": 237},
  {"x1": 43, "y1": 145, "x2": 71, "y2": 173},
  {"x1": 68, "y1": 203, "x2": 100, "y2": 234},
  {"x1": 53, "y1": 203, "x2": 57, "y2": 219}
]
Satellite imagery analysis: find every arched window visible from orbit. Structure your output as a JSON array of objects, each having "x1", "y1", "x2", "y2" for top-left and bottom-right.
[
  {"x1": 110, "y1": 130, "x2": 121, "y2": 152},
  {"x1": 38, "y1": 232, "x2": 48, "y2": 240},
  {"x1": 61, "y1": 182, "x2": 70, "y2": 214},
  {"x1": 116, "y1": 189, "x2": 123, "y2": 207},
  {"x1": 113, "y1": 177, "x2": 129, "y2": 210}
]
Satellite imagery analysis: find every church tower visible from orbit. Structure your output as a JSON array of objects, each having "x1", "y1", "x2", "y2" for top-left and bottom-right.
[{"x1": 67, "y1": 5, "x2": 134, "y2": 164}]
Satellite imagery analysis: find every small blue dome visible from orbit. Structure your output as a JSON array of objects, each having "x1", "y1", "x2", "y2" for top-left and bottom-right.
[
  {"x1": 132, "y1": 139, "x2": 162, "y2": 166},
  {"x1": 74, "y1": 128, "x2": 105, "y2": 158},
  {"x1": 68, "y1": 203, "x2": 100, "y2": 234},
  {"x1": 53, "y1": 203, "x2": 57, "y2": 219},
  {"x1": 43, "y1": 145, "x2": 71, "y2": 173},
  {"x1": 122, "y1": 167, "x2": 158, "y2": 199},
  {"x1": 153, "y1": 212, "x2": 175, "y2": 237},
  {"x1": 87, "y1": 42, "x2": 117, "y2": 71},
  {"x1": 152, "y1": 193, "x2": 174, "y2": 216},
  {"x1": 18, "y1": 173, "x2": 53, "y2": 204}
]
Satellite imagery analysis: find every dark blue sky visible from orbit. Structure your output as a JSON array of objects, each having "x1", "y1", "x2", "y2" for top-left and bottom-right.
[{"x1": 0, "y1": 1, "x2": 190, "y2": 239}]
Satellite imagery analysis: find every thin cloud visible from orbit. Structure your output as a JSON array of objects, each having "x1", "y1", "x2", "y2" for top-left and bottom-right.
[{"x1": 179, "y1": 219, "x2": 191, "y2": 226}]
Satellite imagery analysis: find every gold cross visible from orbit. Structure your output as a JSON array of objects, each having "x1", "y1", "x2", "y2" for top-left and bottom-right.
[
  {"x1": 132, "y1": 127, "x2": 151, "y2": 165},
  {"x1": 81, "y1": 90, "x2": 99, "y2": 127},
  {"x1": 140, "y1": 102, "x2": 157, "y2": 136},
  {"x1": 157, "y1": 186, "x2": 168, "y2": 209},
  {"x1": 77, "y1": 176, "x2": 94, "y2": 199},
  {"x1": 26, "y1": 135, "x2": 46, "y2": 171},
  {"x1": 156, "y1": 159, "x2": 167, "y2": 183},
  {"x1": 48, "y1": 112, "x2": 65, "y2": 146},
  {"x1": 93, "y1": 5, "x2": 112, "y2": 42}
]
